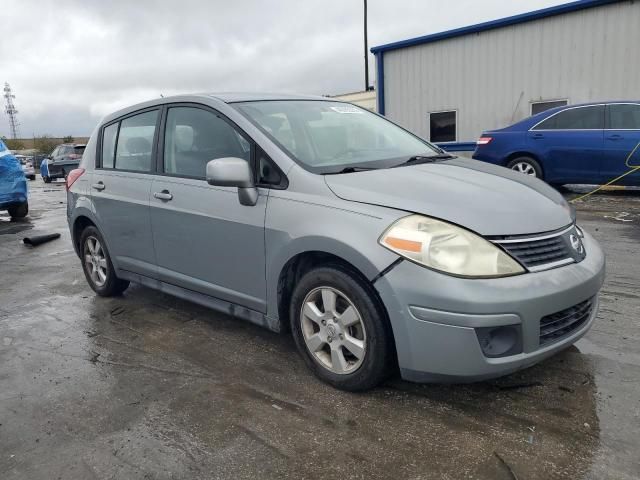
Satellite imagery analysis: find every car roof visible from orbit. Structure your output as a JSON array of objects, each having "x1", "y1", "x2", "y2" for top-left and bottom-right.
[
  {"x1": 497, "y1": 100, "x2": 640, "y2": 131},
  {"x1": 208, "y1": 92, "x2": 327, "y2": 103},
  {"x1": 57, "y1": 143, "x2": 86, "y2": 147},
  {"x1": 101, "y1": 92, "x2": 336, "y2": 125}
]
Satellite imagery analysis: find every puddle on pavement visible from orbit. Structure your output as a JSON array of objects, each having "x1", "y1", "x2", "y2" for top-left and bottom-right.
[{"x1": 0, "y1": 217, "x2": 34, "y2": 235}]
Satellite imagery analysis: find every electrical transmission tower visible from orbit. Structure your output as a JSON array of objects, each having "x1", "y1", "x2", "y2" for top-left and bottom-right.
[{"x1": 3, "y1": 82, "x2": 20, "y2": 139}]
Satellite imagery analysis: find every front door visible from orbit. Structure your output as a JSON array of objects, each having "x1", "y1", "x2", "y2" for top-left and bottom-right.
[
  {"x1": 603, "y1": 103, "x2": 640, "y2": 186},
  {"x1": 528, "y1": 104, "x2": 604, "y2": 183},
  {"x1": 91, "y1": 109, "x2": 159, "y2": 278},
  {"x1": 149, "y1": 105, "x2": 268, "y2": 312}
]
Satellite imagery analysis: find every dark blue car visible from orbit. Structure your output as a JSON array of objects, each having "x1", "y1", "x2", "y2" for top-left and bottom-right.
[{"x1": 473, "y1": 102, "x2": 640, "y2": 186}]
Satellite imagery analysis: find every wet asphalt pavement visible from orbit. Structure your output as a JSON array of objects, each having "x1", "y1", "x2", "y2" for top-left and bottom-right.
[{"x1": 0, "y1": 178, "x2": 639, "y2": 480}]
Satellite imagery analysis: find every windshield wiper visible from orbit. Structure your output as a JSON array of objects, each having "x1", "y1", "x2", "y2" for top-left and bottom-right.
[
  {"x1": 324, "y1": 166, "x2": 378, "y2": 175},
  {"x1": 392, "y1": 154, "x2": 455, "y2": 168}
]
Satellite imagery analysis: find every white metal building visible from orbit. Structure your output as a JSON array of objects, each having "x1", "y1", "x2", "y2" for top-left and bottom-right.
[
  {"x1": 371, "y1": 0, "x2": 640, "y2": 150},
  {"x1": 331, "y1": 89, "x2": 377, "y2": 112}
]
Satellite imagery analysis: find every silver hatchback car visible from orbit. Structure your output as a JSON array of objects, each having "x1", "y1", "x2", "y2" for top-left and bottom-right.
[{"x1": 67, "y1": 93, "x2": 605, "y2": 391}]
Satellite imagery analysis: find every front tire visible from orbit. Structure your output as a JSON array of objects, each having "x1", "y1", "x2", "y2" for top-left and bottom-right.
[
  {"x1": 507, "y1": 156, "x2": 543, "y2": 179},
  {"x1": 290, "y1": 265, "x2": 394, "y2": 391},
  {"x1": 8, "y1": 202, "x2": 28, "y2": 218},
  {"x1": 80, "y1": 226, "x2": 129, "y2": 297}
]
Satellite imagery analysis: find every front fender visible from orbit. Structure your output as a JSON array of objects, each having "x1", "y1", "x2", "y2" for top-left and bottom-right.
[{"x1": 264, "y1": 194, "x2": 402, "y2": 323}]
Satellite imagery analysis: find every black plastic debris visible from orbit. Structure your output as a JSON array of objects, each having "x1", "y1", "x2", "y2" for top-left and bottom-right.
[{"x1": 23, "y1": 233, "x2": 61, "y2": 246}]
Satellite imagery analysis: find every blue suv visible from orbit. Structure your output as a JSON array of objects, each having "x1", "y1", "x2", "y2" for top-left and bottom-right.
[{"x1": 473, "y1": 102, "x2": 640, "y2": 186}]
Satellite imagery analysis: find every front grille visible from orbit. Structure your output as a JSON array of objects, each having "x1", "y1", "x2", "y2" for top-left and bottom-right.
[
  {"x1": 500, "y1": 236, "x2": 570, "y2": 268},
  {"x1": 539, "y1": 298, "x2": 594, "y2": 346},
  {"x1": 491, "y1": 225, "x2": 585, "y2": 272}
]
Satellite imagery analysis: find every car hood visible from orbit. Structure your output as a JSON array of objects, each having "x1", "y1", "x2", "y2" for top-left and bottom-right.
[{"x1": 324, "y1": 158, "x2": 573, "y2": 236}]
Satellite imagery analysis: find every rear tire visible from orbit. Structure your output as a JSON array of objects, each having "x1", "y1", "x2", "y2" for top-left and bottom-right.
[
  {"x1": 507, "y1": 156, "x2": 543, "y2": 179},
  {"x1": 8, "y1": 202, "x2": 28, "y2": 218},
  {"x1": 28, "y1": 175, "x2": 35, "y2": 181},
  {"x1": 290, "y1": 265, "x2": 394, "y2": 391},
  {"x1": 43, "y1": 176, "x2": 52, "y2": 183},
  {"x1": 79, "y1": 226, "x2": 129, "y2": 297}
]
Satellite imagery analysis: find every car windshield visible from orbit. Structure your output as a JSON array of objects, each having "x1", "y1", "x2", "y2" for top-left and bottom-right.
[{"x1": 234, "y1": 100, "x2": 441, "y2": 173}]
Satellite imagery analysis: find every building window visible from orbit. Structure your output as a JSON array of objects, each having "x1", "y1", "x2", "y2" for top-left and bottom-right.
[
  {"x1": 429, "y1": 110, "x2": 456, "y2": 142},
  {"x1": 531, "y1": 100, "x2": 568, "y2": 116}
]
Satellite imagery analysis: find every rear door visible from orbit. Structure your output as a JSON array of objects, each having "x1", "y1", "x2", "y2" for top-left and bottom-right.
[
  {"x1": 528, "y1": 105, "x2": 604, "y2": 183},
  {"x1": 149, "y1": 104, "x2": 268, "y2": 312},
  {"x1": 90, "y1": 108, "x2": 159, "y2": 278},
  {"x1": 603, "y1": 103, "x2": 640, "y2": 185}
]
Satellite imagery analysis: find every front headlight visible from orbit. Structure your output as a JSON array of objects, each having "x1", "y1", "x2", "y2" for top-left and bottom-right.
[{"x1": 379, "y1": 214, "x2": 525, "y2": 278}]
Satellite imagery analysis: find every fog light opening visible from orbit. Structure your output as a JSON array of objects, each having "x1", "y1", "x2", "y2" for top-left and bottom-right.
[{"x1": 476, "y1": 325, "x2": 522, "y2": 358}]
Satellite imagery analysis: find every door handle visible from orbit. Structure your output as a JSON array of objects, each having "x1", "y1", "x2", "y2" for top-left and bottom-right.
[
  {"x1": 606, "y1": 134, "x2": 623, "y2": 141},
  {"x1": 532, "y1": 133, "x2": 544, "y2": 139},
  {"x1": 92, "y1": 182, "x2": 105, "y2": 191},
  {"x1": 153, "y1": 190, "x2": 173, "y2": 201}
]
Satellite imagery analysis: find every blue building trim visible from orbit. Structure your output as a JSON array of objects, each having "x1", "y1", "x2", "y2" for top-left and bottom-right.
[
  {"x1": 371, "y1": 0, "x2": 624, "y2": 54},
  {"x1": 435, "y1": 142, "x2": 477, "y2": 152},
  {"x1": 371, "y1": 0, "x2": 625, "y2": 118},
  {"x1": 375, "y1": 51, "x2": 385, "y2": 115}
]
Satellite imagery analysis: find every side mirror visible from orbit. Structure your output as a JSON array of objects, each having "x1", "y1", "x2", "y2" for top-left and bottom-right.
[{"x1": 206, "y1": 157, "x2": 258, "y2": 206}]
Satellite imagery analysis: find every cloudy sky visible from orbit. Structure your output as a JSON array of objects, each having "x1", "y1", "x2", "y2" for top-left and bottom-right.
[{"x1": 1, "y1": 0, "x2": 566, "y2": 138}]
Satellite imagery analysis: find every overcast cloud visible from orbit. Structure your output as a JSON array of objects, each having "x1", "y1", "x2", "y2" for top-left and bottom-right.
[{"x1": 1, "y1": 0, "x2": 564, "y2": 138}]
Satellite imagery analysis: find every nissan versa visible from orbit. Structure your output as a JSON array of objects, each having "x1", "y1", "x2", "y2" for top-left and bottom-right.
[{"x1": 66, "y1": 93, "x2": 605, "y2": 391}]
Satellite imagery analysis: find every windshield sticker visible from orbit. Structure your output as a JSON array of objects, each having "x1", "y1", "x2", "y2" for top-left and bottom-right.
[{"x1": 330, "y1": 105, "x2": 364, "y2": 114}]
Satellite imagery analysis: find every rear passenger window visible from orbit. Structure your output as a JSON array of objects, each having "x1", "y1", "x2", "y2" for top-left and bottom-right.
[
  {"x1": 534, "y1": 106, "x2": 604, "y2": 130},
  {"x1": 163, "y1": 107, "x2": 251, "y2": 178},
  {"x1": 114, "y1": 110, "x2": 158, "y2": 172},
  {"x1": 607, "y1": 104, "x2": 640, "y2": 130},
  {"x1": 101, "y1": 123, "x2": 118, "y2": 168}
]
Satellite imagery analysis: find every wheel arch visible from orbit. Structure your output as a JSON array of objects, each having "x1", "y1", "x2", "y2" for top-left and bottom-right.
[
  {"x1": 72, "y1": 215, "x2": 97, "y2": 257},
  {"x1": 505, "y1": 151, "x2": 545, "y2": 178},
  {"x1": 272, "y1": 246, "x2": 395, "y2": 334}
]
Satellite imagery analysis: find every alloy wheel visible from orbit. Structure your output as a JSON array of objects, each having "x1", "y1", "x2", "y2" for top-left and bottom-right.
[
  {"x1": 300, "y1": 287, "x2": 366, "y2": 375},
  {"x1": 511, "y1": 162, "x2": 537, "y2": 176},
  {"x1": 84, "y1": 236, "x2": 108, "y2": 287}
]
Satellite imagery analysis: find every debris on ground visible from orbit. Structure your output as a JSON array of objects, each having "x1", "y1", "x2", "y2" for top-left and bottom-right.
[{"x1": 23, "y1": 233, "x2": 61, "y2": 246}]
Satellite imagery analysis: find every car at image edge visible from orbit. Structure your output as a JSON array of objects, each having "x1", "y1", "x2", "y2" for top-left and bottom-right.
[
  {"x1": 473, "y1": 101, "x2": 640, "y2": 186},
  {"x1": 66, "y1": 93, "x2": 605, "y2": 391},
  {"x1": 0, "y1": 140, "x2": 29, "y2": 218}
]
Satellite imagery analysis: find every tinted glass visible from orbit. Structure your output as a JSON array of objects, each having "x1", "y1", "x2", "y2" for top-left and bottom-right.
[
  {"x1": 236, "y1": 101, "x2": 438, "y2": 173},
  {"x1": 531, "y1": 100, "x2": 567, "y2": 116},
  {"x1": 430, "y1": 111, "x2": 456, "y2": 142},
  {"x1": 74, "y1": 146, "x2": 86, "y2": 155},
  {"x1": 101, "y1": 123, "x2": 118, "y2": 168},
  {"x1": 535, "y1": 106, "x2": 604, "y2": 130},
  {"x1": 163, "y1": 107, "x2": 250, "y2": 178},
  {"x1": 115, "y1": 110, "x2": 158, "y2": 172},
  {"x1": 607, "y1": 104, "x2": 640, "y2": 130}
]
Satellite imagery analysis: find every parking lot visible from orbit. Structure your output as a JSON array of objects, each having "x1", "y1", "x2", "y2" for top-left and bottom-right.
[{"x1": 0, "y1": 178, "x2": 638, "y2": 480}]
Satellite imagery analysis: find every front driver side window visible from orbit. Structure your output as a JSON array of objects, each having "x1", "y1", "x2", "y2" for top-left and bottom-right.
[{"x1": 164, "y1": 107, "x2": 251, "y2": 178}]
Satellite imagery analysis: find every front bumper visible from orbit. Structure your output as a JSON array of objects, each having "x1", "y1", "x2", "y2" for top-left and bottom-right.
[{"x1": 374, "y1": 231, "x2": 605, "y2": 382}]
